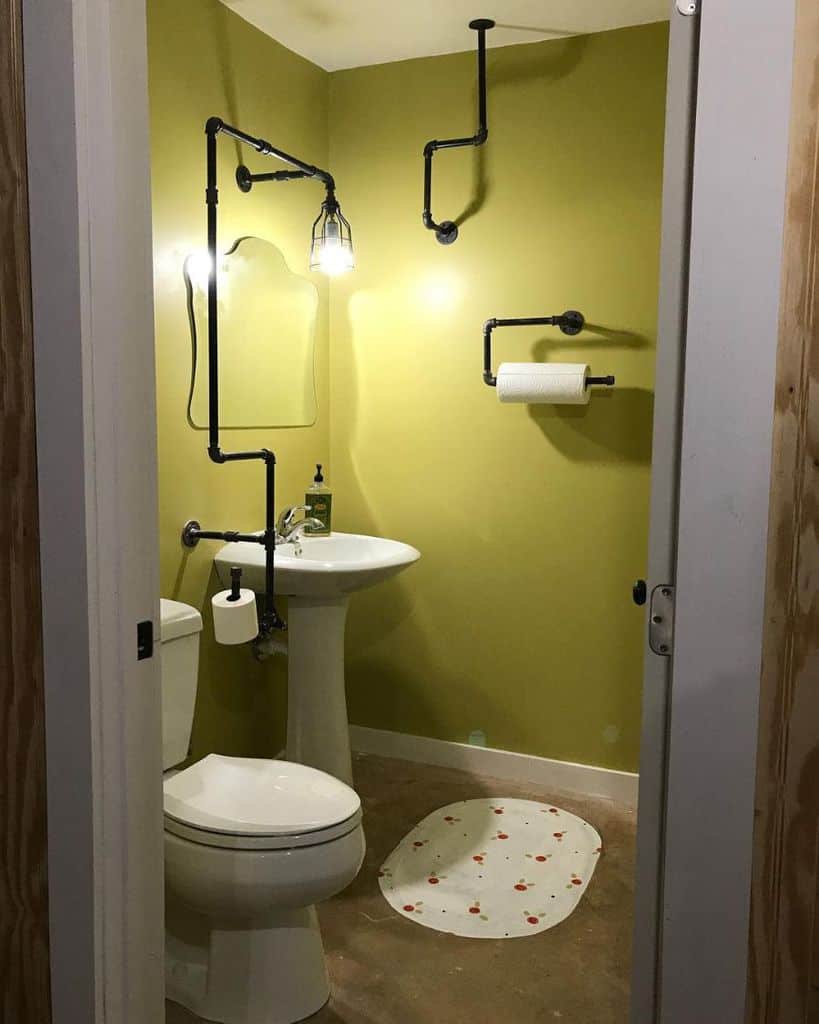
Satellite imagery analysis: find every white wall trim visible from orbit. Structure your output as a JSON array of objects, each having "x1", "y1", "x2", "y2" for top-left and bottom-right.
[{"x1": 350, "y1": 726, "x2": 639, "y2": 809}]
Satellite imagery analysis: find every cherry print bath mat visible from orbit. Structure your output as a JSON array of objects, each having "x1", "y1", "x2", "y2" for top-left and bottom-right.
[{"x1": 378, "y1": 798, "x2": 601, "y2": 939}]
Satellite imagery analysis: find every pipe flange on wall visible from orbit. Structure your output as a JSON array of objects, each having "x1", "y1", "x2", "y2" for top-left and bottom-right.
[{"x1": 181, "y1": 520, "x2": 201, "y2": 548}]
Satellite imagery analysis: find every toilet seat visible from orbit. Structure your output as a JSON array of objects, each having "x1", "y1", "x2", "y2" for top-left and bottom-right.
[
  {"x1": 164, "y1": 809, "x2": 363, "y2": 850},
  {"x1": 163, "y1": 753, "x2": 362, "y2": 851}
]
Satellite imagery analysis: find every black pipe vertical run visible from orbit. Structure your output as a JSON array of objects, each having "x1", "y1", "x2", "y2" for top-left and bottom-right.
[
  {"x1": 422, "y1": 18, "x2": 494, "y2": 244},
  {"x1": 203, "y1": 116, "x2": 284, "y2": 635},
  {"x1": 206, "y1": 118, "x2": 220, "y2": 458},
  {"x1": 475, "y1": 19, "x2": 489, "y2": 140},
  {"x1": 264, "y1": 453, "x2": 277, "y2": 626},
  {"x1": 199, "y1": 116, "x2": 343, "y2": 635}
]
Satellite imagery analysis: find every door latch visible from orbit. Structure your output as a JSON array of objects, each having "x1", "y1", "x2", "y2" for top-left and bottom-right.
[
  {"x1": 649, "y1": 586, "x2": 675, "y2": 656},
  {"x1": 137, "y1": 619, "x2": 154, "y2": 660}
]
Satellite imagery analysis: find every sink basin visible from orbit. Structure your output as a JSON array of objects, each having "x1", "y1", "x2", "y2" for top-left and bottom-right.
[
  {"x1": 214, "y1": 532, "x2": 420, "y2": 598},
  {"x1": 212, "y1": 531, "x2": 420, "y2": 785}
]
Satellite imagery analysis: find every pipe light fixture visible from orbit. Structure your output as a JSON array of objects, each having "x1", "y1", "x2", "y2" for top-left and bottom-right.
[
  {"x1": 182, "y1": 116, "x2": 355, "y2": 643},
  {"x1": 310, "y1": 194, "x2": 354, "y2": 275}
]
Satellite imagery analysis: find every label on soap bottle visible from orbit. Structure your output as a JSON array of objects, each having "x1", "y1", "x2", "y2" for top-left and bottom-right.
[{"x1": 306, "y1": 492, "x2": 332, "y2": 535}]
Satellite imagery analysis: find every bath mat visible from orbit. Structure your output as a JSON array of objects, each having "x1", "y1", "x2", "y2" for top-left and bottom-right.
[{"x1": 378, "y1": 798, "x2": 601, "y2": 939}]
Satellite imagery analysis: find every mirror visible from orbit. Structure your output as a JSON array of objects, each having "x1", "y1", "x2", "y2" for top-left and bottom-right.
[{"x1": 185, "y1": 236, "x2": 319, "y2": 429}]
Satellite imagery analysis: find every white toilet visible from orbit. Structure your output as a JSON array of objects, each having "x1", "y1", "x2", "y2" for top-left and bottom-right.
[{"x1": 159, "y1": 599, "x2": 365, "y2": 1024}]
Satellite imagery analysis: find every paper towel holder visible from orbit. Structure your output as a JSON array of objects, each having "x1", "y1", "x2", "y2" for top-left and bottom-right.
[{"x1": 482, "y1": 310, "x2": 615, "y2": 389}]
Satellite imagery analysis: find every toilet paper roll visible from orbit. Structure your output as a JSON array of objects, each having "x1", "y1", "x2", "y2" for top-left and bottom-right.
[
  {"x1": 212, "y1": 588, "x2": 258, "y2": 645},
  {"x1": 496, "y1": 362, "x2": 590, "y2": 405}
]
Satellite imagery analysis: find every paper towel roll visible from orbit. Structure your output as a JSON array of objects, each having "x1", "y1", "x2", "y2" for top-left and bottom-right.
[
  {"x1": 212, "y1": 588, "x2": 258, "y2": 645},
  {"x1": 496, "y1": 362, "x2": 590, "y2": 405}
]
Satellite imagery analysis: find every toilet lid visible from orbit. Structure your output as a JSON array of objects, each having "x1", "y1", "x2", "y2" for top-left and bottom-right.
[{"x1": 163, "y1": 754, "x2": 361, "y2": 836}]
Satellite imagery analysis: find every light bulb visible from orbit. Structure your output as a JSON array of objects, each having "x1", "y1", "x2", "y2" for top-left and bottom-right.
[
  {"x1": 318, "y1": 239, "x2": 354, "y2": 276},
  {"x1": 184, "y1": 250, "x2": 214, "y2": 291},
  {"x1": 310, "y1": 201, "x2": 355, "y2": 275}
]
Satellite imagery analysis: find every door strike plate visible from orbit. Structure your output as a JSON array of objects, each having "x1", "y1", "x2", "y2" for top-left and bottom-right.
[
  {"x1": 676, "y1": 0, "x2": 697, "y2": 14},
  {"x1": 649, "y1": 585, "x2": 675, "y2": 656}
]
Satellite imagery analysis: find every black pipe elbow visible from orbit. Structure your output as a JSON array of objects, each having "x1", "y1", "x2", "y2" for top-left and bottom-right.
[
  {"x1": 207, "y1": 445, "x2": 226, "y2": 464},
  {"x1": 205, "y1": 116, "x2": 223, "y2": 136}
]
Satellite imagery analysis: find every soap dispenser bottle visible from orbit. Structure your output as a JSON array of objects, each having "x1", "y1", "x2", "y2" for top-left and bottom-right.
[{"x1": 306, "y1": 463, "x2": 332, "y2": 536}]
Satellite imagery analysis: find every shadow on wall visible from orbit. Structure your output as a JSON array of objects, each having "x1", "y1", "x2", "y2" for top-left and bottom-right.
[
  {"x1": 454, "y1": 34, "x2": 589, "y2": 232},
  {"x1": 528, "y1": 388, "x2": 654, "y2": 463},
  {"x1": 521, "y1": 325, "x2": 654, "y2": 462},
  {"x1": 346, "y1": 649, "x2": 510, "y2": 755},
  {"x1": 454, "y1": 142, "x2": 490, "y2": 230},
  {"x1": 489, "y1": 32, "x2": 588, "y2": 88},
  {"x1": 184, "y1": 566, "x2": 288, "y2": 761},
  {"x1": 204, "y1": 0, "x2": 242, "y2": 163}
]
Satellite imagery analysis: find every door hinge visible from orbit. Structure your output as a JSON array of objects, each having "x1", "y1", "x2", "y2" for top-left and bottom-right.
[
  {"x1": 649, "y1": 585, "x2": 675, "y2": 656},
  {"x1": 676, "y1": 0, "x2": 697, "y2": 14}
]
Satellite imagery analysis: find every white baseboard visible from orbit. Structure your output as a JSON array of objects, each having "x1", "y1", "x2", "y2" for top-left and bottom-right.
[{"x1": 349, "y1": 726, "x2": 638, "y2": 809}]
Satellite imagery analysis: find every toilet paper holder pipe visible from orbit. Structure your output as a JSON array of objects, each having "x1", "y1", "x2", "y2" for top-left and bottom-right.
[{"x1": 482, "y1": 310, "x2": 615, "y2": 389}]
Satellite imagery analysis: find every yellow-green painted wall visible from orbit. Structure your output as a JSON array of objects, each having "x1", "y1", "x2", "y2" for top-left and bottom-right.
[
  {"x1": 328, "y1": 24, "x2": 668, "y2": 772},
  {"x1": 148, "y1": 0, "x2": 330, "y2": 758},
  {"x1": 149, "y1": 10, "x2": 667, "y2": 773}
]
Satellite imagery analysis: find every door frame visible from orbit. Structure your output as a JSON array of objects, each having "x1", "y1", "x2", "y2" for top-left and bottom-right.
[
  {"x1": 22, "y1": 0, "x2": 164, "y2": 1020},
  {"x1": 20, "y1": 0, "x2": 797, "y2": 1021},
  {"x1": 634, "y1": 0, "x2": 797, "y2": 1021},
  {"x1": 630, "y1": 4, "x2": 699, "y2": 1018}
]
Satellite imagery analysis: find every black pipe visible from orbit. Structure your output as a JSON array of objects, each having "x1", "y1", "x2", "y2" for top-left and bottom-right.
[
  {"x1": 190, "y1": 529, "x2": 264, "y2": 544},
  {"x1": 190, "y1": 118, "x2": 347, "y2": 638},
  {"x1": 214, "y1": 118, "x2": 336, "y2": 190},
  {"x1": 423, "y1": 18, "x2": 494, "y2": 245},
  {"x1": 236, "y1": 165, "x2": 309, "y2": 192},
  {"x1": 206, "y1": 123, "x2": 219, "y2": 457},
  {"x1": 200, "y1": 115, "x2": 344, "y2": 635},
  {"x1": 480, "y1": 311, "x2": 615, "y2": 388},
  {"x1": 264, "y1": 453, "x2": 279, "y2": 628}
]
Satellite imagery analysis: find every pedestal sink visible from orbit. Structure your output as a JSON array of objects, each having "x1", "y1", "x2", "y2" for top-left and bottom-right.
[{"x1": 214, "y1": 533, "x2": 420, "y2": 784}]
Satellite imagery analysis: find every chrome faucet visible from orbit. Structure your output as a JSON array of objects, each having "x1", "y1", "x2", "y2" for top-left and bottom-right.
[{"x1": 275, "y1": 504, "x2": 324, "y2": 546}]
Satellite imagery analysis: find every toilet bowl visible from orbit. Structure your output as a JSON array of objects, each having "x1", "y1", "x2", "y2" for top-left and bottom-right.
[
  {"x1": 159, "y1": 601, "x2": 365, "y2": 1024},
  {"x1": 164, "y1": 754, "x2": 365, "y2": 1024}
]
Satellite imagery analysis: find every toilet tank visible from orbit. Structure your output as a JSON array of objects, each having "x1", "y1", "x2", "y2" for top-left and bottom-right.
[{"x1": 160, "y1": 598, "x2": 203, "y2": 770}]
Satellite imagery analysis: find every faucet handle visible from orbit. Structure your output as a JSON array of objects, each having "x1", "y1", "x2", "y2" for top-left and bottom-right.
[{"x1": 276, "y1": 503, "x2": 312, "y2": 534}]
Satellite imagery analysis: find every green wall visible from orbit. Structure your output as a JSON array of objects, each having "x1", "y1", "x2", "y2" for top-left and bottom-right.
[
  {"x1": 148, "y1": 0, "x2": 330, "y2": 758},
  {"x1": 149, "y1": 8, "x2": 668, "y2": 773},
  {"x1": 328, "y1": 24, "x2": 668, "y2": 773}
]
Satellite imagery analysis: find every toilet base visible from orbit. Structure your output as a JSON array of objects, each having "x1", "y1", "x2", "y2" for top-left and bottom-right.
[{"x1": 166, "y1": 900, "x2": 330, "y2": 1024}]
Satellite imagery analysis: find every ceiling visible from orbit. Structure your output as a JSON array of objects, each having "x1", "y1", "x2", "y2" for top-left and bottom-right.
[{"x1": 219, "y1": 0, "x2": 670, "y2": 72}]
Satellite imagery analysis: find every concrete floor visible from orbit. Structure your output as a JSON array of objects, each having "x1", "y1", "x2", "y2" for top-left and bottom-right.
[{"x1": 167, "y1": 753, "x2": 636, "y2": 1024}]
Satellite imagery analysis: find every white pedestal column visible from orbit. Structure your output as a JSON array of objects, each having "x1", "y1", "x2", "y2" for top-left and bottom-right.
[{"x1": 285, "y1": 595, "x2": 353, "y2": 785}]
